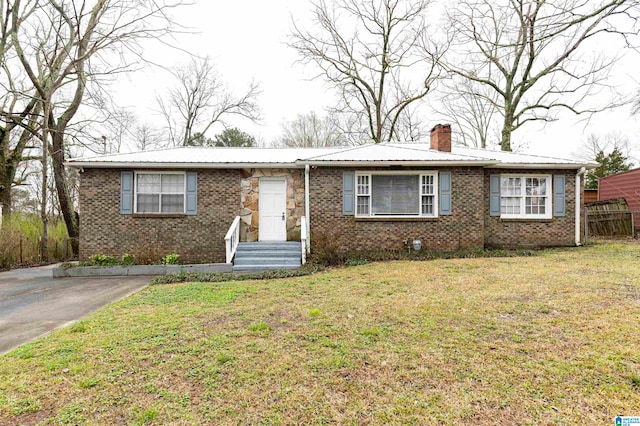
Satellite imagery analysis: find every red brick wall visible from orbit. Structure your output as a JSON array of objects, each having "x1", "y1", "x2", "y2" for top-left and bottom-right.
[
  {"x1": 309, "y1": 167, "x2": 485, "y2": 253},
  {"x1": 79, "y1": 168, "x2": 241, "y2": 263},
  {"x1": 483, "y1": 169, "x2": 580, "y2": 248}
]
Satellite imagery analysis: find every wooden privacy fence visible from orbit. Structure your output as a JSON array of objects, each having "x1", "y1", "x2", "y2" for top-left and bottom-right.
[{"x1": 585, "y1": 198, "x2": 637, "y2": 238}]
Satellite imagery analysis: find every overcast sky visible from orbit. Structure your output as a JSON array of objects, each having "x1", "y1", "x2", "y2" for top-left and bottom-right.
[{"x1": 114, "y1": 0, "x2": 640, "y2": 161}]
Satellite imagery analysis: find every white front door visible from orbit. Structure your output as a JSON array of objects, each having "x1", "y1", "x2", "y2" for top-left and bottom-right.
[{"x1": 259, "y1": 178, "x2": 287, "y2": 241}]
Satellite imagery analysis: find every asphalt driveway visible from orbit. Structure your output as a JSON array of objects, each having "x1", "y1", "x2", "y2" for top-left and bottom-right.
[{"x1": 0, "y1": 264, "x2": 150, "y2": 354}]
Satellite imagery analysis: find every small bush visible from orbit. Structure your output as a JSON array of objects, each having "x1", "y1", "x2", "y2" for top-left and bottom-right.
[
  {"x1": 161, "y1": 253, "x2": 180, "y2": 265},
  {"x1": 88, "y1": 254, "x2": 118, "y2": 266},
  {"x1": 121, "y1": 253, "x2": 136, "y2": 265},
  {"x1": 309, "y1": 231, "x2": 345, "y2": 266}
]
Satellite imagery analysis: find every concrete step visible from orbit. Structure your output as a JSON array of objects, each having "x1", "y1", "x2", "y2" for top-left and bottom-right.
[
  {"x1": 233, "y1": 264, "x2": 300, "y2": 272},
  {"x1": 237, "y1": 242, "x2": 301, "y2": 251},
  {"x1": 234, "y1": 257, "x2": 301, "y2": 266},
  {"x1": 236, "y1": 249, "x2": 302, "y2": 256},
  {"x1": 233, "y1": 241, "x2": 302, "y2": 272}
]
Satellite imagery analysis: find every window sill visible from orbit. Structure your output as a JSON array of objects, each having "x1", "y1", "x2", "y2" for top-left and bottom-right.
[
  {"x1": 355, "y1": 216, "x2": 439, "y2": 222},
  {"x1": 499, "y1": 217, "x2": 553, "y2": 222},
  {"x1": 132, "y1": 213, "x2": 187, "y2": 218}
]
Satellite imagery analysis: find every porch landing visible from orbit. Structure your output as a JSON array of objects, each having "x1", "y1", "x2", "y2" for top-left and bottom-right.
[{"x1": 232, "y1": 242, "x2": 302, "y2": 272}]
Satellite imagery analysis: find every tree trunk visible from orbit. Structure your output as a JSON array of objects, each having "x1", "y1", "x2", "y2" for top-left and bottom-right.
[
  {"x1": 500, "y1": 113, "x2": 513, "y2": 152},
  {"x1": 0, "y1": 187, "x2": 11, "y2": 219},
  {"x1": 51, "y1": 130, "x2": 79, "y2": 256},
  {"x1": 0, "y1": 160, "x2": 12, "y2": 219},
  {"x1": 0, "y1": 134, "x2": 14, "y2": 219},
  {"x1": 41, "y1": 132, "x2": 49, "y2": 261}
]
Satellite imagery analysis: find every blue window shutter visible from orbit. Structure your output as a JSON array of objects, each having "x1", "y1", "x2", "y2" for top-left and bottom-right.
[
  {"x1": 490, "y1": 174, "x2": 501, "y2": 217},
  {"x1": 343, "y1": 171, "x2": 355, "y2": 215},
  {"x1": 186, "y1": 172, "x2": 197, "y2": 215},
  {"x1": 554, "y1": 174, "x2": 566, "y2": 217},
  {"x1": 439, "y1": 171, "x2": 452, "y2": 216},
  {"x1": 120, "y1": 171, "x2": 133, "y2": 214}
]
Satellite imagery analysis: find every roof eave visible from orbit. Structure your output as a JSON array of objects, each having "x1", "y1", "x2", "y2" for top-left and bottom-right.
[
  {"x1": 300, "y1": 160, "x2": 497, "y2": 167},
  {"x1": 486, "y1": 163, "x2": 597, "y2": 170},
  {"x1": 65, "y1": 161, "x2": 304, "y2": 169}
]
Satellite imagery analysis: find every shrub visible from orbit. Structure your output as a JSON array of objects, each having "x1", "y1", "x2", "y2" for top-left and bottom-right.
[
  {"x1": 121, "y1": 253, "x2": 136, "y2": 265},
  {"x1": 161, "y1": 253, "x2": 180, "y2": 265},
  {"x1": 309, "y1": 230, "x2": 345, "y2": 266},
  {"x1": 88, "y1": 254, "x2": 118, "y2": 266}
]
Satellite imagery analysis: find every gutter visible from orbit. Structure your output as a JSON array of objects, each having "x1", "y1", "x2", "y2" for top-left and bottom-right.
[{"x1": 575, "y1": 167, "x2": 587, "y2": 246}]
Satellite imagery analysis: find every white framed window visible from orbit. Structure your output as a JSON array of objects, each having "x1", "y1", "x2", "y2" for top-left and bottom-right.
[
  {"x1": 355, "y1": 171, "x2": 438, "y2": 218},
  {"x1": 134, "y1": 172, "x2": 186, "y2": 213},
  {"x1": 500, "y1": 174, "x2": 551, "y2": 219}
]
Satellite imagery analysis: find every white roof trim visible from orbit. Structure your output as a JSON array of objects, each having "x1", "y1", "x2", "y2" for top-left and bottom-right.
[
  {"x1": 300, "y1": 160, "x2": 497, "y2": 167},
  {"x1": 67, "y1": 162, "x2": 304, "y2": 169},
  {"x1": 485, "y1": 163, "x2": 597, "y2": 169}
]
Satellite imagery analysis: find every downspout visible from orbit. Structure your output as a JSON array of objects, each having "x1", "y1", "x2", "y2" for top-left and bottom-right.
[
  {"x1": 575, "y1": 167, "x2": 587, "y2": 246},
  {"x1": 304, "y1": 164, "x2": 311, "y2": 253}
]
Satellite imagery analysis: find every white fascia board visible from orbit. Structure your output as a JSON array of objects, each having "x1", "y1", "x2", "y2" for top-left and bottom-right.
[
  {"x1": 300, "y1": 160, "x2": 497, "y2": 167},
  {"x1": 65, "y1": 162, "x2": 303, "y2": 169},
  {"x1": 485, "y1": 163, "x2": 596, "y2": 170}
]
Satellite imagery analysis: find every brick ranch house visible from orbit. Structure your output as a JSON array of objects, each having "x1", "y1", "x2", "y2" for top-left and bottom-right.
[{"x1": 66, "y1": 125, "x2": 595, "y2": 266}]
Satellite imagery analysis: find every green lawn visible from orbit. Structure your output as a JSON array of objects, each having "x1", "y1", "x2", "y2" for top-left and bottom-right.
[{"x1": 1, "y1": 242, "x2": 640, "y2": 425}]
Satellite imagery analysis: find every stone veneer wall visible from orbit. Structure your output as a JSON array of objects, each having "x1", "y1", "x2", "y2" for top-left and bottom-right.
[
  {"x1": 79, "y1": 168, "x2": 240, "y2": 263},
  {"x1": 309, "y1": 167, "x2": 486, "y2": 253},
  {"x1": 239, "y1": 168, "x2": 305, "y2": 241}
]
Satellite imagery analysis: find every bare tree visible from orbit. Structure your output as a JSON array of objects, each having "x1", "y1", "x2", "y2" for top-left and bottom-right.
[
  {"x1": 0, "y1": 1, "x2": 41, "y2": 219},
  {"x1": 442, "y1": 0, "x2": 639, "y2": 152},
  {"x1": 132, "y1": 123, "x2": 163, "y2": 151},
  {"x1": 102, "y1": 108, "x2": 137, "y2": 154},
  {"x1": 289, "y1": 0, "x2": 442, "y2": 144},
  {"x1": 157, "y1": 56, "x2": 261, "y2": 146},
  {"x1": 438, "y1": 77, "x2": 500, "y2": 149},
  {"x1": 278, "y1": 111, "x2": 348, "y2": 147},
  {"x1": 633, "y1": 89, "x2": 640, "y2": 115},
  {"x1": 575, "y1": 132, "x2": 637, "y2": 162},
  {"x1": 8, "y1": 0, "x2": 188, "y2": 256}
]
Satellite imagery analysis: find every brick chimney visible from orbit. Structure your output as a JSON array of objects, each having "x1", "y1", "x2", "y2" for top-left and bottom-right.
[{"x1": 430, "y1": 124, "x2": 451, "y2": 152}]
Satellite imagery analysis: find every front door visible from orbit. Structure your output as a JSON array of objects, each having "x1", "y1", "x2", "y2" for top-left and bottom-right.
[{"x1": 259, "y1": 178, "x2": 287, "y2": 241}]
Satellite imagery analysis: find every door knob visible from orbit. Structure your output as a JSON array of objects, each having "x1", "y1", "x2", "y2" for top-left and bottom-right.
[{"x1": 282, "y1": 212, "x2": 285, "y2": 221}]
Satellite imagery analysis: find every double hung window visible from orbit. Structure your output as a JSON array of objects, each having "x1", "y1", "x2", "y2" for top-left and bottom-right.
[
  {"x1": 355, "y1": 172, "x2": 438, "y2": 218},
  {"x1": 500, "y1": 175, "x2": 551, "y2": 219},
  {"x1": 135, "y1": 172, "x2": 185, "y2": 213}
]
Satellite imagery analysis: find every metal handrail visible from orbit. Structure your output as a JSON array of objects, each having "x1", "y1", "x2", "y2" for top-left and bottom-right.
[
  {"x1": 300, "y1": 216, "x2": 308, "y2": 265},
  {"x1": 224, "y1": 216, "x2": 241, "y2": 264}
]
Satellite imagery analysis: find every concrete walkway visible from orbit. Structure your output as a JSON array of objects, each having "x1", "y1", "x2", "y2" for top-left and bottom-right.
[{"x1": 0, "y1": 264, "x2": 150, "y2": 355}]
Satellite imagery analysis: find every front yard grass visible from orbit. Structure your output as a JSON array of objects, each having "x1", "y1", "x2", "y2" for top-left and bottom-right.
[{"x1": 1, "y1": 242, "x2": 640, "y2": 424}]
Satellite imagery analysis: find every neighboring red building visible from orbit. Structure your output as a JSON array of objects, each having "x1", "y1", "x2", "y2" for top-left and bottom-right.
[{"x1": 598, "y1": 168, "x2": 640, "y2": 233}]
